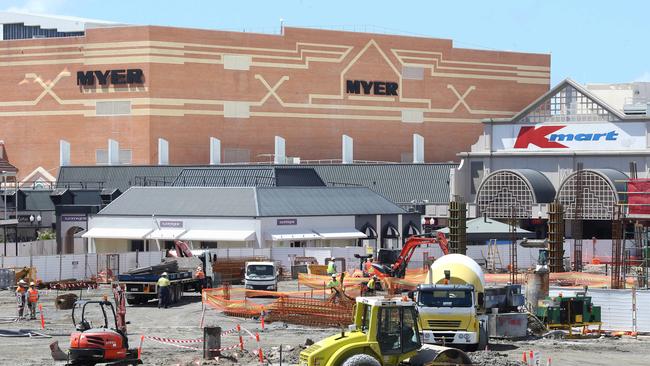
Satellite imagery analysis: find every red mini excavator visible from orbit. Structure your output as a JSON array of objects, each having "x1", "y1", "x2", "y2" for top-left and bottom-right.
[
  {"x1": 62, "y1": 285, "x2": 141, "y2": 366},
  {"x1": 372, "y1": 231, "x2": 449, "y2": 279}
]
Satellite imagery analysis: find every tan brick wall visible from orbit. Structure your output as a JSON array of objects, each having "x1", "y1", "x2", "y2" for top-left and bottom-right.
[{"x1": 0, "y1": 25, "x2": 550, "y2": 178}]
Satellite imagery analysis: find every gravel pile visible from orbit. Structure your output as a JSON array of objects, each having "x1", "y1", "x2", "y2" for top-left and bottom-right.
[{"x1": 469, "y1": 351, "x2": 526, "y2": 366}]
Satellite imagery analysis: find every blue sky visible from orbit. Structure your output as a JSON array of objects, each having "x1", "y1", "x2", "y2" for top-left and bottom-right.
[{"x1": 2, "y1": 0, "x2": 647, "y2": 85}]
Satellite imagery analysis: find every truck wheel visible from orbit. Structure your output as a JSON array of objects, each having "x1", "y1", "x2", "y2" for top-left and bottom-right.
[{"x1": 341, "y1": 354, "x2": 381, "y2": 366}]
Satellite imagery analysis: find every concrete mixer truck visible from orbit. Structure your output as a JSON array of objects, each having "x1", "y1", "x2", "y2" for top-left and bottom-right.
[
  {"x1": 414, "y1": 254, "x2": 488, "y2": 351},
  {"x1": 413, "y1": 254, "x2": 526, "y2": 351}
]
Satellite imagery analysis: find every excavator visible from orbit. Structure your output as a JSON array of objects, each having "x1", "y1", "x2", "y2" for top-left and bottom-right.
[{"x1": 371, "y1": 232, "x2": 449, "y2": 279}]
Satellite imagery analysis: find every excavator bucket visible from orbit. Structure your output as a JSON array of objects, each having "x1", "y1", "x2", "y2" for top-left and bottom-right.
[{"x1": 407, "y1": 344, "x2": 472, "y2": 366}]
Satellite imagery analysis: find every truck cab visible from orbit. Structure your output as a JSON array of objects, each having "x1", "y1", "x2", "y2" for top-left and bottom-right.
[
  {"x1": 244, "y1": 261, "x2": 278, "y2": 291},
  {"x1": 415, "y1": 284, "x2": 485, "y2": 350}
]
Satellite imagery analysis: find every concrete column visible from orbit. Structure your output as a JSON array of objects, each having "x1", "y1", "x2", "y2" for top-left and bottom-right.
[
  {"x1": 210, "y1": 137, "x2": 221, "y2": 165},
  {"x1": 158, "y1": 138, "x2": 169, "y2": 165},
  {"x1": 59, "y1": 140, "x2": 71, "y2": 166},
  {"x1": 342, "y1": 135, "x2": 353, "y2": 164},
  {"x1": 107, "y1": 139, "x2": 119, "y2": 165},
  {"x1": 413, "y1": 134, "x2": 424, "y2": 163},
  {"x1": 397, "y1": 214, "x2": 403, "y2": 248},
  {"x1": 375, "y1": 214, "x2": 382, "y2": 252},
  {"x1": 274, "y1": 136, "x2": 286, "y2": 164}
]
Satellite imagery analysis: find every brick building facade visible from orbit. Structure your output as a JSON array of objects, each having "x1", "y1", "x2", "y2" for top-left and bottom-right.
[{"x1": 0, "y1": 24, "x2": 550, "y2": 179}]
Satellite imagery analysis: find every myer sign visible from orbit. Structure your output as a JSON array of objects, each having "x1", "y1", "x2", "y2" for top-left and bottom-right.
[{"x1": 493, "y1": 122, "x2": 647, "y2": 151}]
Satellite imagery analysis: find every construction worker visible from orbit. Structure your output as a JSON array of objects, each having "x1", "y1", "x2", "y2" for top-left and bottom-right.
[
  {"x1": 195, "y1": 266, "x2": 206, "y2": 290},
  {"x1": 326, "y1": 274, "x2": 340, "y2": 290},
  {"x1": 157, "y1": 272, "x2": 171, "y2": 309},
  {"x1": 27, "y1": 282, "x2": 39, "y2": 320},
  {"x1": 15, "y1": 280, "x2": 28, "y2": 319},
  {"x1": 327, "y1": 257, "x2": 337, "y2": 275},
  {"x1": 366, "y1": 275, "x2": 378, "y2": 295},
  {"x1": 364, "y1": 258, "x2": 375, "y2": 277}
]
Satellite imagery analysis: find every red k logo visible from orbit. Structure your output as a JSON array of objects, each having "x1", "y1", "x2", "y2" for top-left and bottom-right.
[{"x1": 513, "y1": 126, "x2": 568, "y2": 148}]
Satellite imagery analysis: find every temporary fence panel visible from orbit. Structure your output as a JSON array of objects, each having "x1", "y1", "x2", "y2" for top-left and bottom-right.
[
  {"x1": 304, "y1": 249, "x2": 332, "y2": 267},
  {"x1": 269, "y1": 247, "x2": 306, "y2": 270},
  {"x1": 331, "y1": 246, "x2": 366, "y2": 272},
  {"x1": 549, "y1": 287, "x2": 650, "y2": 333},
  {"x1": 1, "y1": 240, "x2": 57, "y2": 257}
]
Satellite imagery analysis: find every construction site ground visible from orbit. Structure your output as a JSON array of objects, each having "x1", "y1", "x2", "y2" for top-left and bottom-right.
[{"x1": 1, "y1": 280, "x2": 649, "y2": 366}]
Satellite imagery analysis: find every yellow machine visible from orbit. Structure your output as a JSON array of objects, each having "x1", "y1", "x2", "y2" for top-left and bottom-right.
[{"x1": 299, "y1": 296, "x2": 470, "y2": 366}]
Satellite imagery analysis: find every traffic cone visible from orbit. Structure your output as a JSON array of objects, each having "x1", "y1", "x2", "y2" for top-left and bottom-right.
[
  {"x1": 522, "y1": 351, "x2": 528, "y2": 364},
  {"x1": 547, "y1": 357, "x2": 552, "y2": 366}
]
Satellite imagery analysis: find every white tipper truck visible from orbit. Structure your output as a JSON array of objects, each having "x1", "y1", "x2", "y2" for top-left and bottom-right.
[{"x1": 244, "y1": 261, "x2": 278, "y2": 291}]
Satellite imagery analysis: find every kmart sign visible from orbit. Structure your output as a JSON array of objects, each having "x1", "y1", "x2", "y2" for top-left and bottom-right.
[{"x1": 494, "y1": 122, "x2": 646, "y2": 151}]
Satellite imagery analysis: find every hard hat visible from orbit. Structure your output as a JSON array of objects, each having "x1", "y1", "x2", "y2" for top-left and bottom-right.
[
  {"x1": 29, "y1": 282, "x2": 35, "y2": 286},
  {"x1": 18, "y1": 279, "x2": 27, "y2": 286},
  {"x1": 331, "y1": 274, "x2": 336, "y2": 278},
  {"x1": 161, "y1": 272, "x2": 168, "y2": 277},
  {"x1": 331, "y1": 257, "x2": 335, "y2": 260},
  {"x1": 372, "y1": 275, "x2": 378, "y2": 279}
]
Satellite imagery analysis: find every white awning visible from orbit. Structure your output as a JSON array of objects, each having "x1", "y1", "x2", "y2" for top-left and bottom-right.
[
  {"x1": 146, "y1": 229, "x2": 186, "y2": 240},
  {"x1": 267, "y1": 229, "x2": 321, "y2": 242},
  {"x1": 314, "y1": 228, "x2": 367, "y2": 240},
  {"x1": 179, "y1": 229, "x2": 256, "y2": 242},
  {"x1": 82, "y1": 227, "x2": 153, "y2": 239}
]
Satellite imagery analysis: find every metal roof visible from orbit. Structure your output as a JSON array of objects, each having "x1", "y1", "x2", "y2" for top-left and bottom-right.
[
  {"x1": 57, "y1": 163, "x2": 455, "y2": 204},
  {"x1": 97, "y1": 186, "x2": 405, "y2": 217},
  {"x1": 98, "y1": 187, "x2": 258, "y2": 217},
  {"x1": 290, "y1": 163, "x2": 456, "y2": 204},
  {"x1": 57, "y1": 165, "x2": 201, "y2": 191},
  {"x1": 256, "y1": 187, "x2": 406, "y2": 216},
  {"x1": 171, "y1": 167, "x2": 325, "y2": 187},
  {"x1": 511, "y1": 169, "x2": 556, "y2": 203}
]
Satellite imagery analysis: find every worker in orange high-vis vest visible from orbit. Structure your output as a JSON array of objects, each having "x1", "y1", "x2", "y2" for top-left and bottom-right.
[
  {"x1": 27, "y1": 282, "x2": 40, "y2": 320},
  {"x1": 195, "y1": 266, "x2": 206, "y2": 290},
  {"x1": 15, "y1": 280, "x2": 28, "y2": 319},
  {"x1": 364, "y1": 258, "x2": 375, "y2": 277}
]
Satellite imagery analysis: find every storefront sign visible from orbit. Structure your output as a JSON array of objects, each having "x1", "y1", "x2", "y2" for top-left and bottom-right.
[
  {"x1": 77, "y1": 69, "x2": 144, "y2": 86},
  {"x1": 493, "y1": 122, "x2": 646, "y2": 151},
  {"x1": 159, "y1": 220, "x2": 183, "y2": 228},
  {"x1": 277, "y1": 218, "x2": 297, "y2": 226},
  {"x1": 62, "y1": 215, "x2": 86, "y2": 222},
  {"x1": 346, "y1": 80, "x2": 398, "y2": 96}
]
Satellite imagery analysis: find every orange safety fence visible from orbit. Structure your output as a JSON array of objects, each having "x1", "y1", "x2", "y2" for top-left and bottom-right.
[{"x1": 203, "y1": 285, "x2": 361, "y2": 326}]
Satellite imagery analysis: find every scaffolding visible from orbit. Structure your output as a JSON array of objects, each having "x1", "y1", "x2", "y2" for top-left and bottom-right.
[
  {"x1": 548, "y1": 201, "x2": 565, "y2": 273},
  {"x1": 611, "y1": 204, "x2": 625, "y2": 289},
  {"x1": 509, "y1": 206, "x2": 518, "y2": 284},
  {"x1": 448, "y1": 198, "x2": 467, "y2": 255},
  {"x1": 572, "y1": 163, "x2": 585, "y2": 272}
]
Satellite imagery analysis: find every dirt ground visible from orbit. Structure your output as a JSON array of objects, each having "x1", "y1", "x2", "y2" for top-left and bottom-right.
[{"x1": 1, "y1": 281, "x2": 649, "y2": 366}]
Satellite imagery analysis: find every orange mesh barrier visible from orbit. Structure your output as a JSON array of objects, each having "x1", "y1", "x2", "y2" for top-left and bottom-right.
[
  {"x1": 266, "y1": 296, "x2": 354, "y2": 327},
  {"x1": 203, "y1": 285, "x2": 361, "y2": 326}
]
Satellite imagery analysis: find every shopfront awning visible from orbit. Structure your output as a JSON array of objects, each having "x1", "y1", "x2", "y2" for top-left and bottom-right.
[
  {"x1": 314, "y1": 228, "x2": 367, "y2": 240},
  {"x1": 179, "y1": 230, "x2": 256, "y2": 242},
  {"x1": 82, "y1": 227, "x2": 153, "y2": 239},
  {"x1": 267, "y1": 229, "x2": 321, "y2": 242},
  {"x1": 146, "y1": 229, "x2": 186, "y2": 240}
]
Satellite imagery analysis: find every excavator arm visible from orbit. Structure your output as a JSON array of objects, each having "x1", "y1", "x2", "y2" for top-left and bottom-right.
[{"x1": 390, "y1": 232, "x2": 449, "y2": 278}]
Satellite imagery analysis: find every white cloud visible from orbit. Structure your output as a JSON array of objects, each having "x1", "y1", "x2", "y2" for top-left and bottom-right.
[
  {"x1": 634, "y1": 71, "x2": 650, "y2": 82},
  {"x1": 6, "y1": 0, "x2": 66, "y2": 14}
]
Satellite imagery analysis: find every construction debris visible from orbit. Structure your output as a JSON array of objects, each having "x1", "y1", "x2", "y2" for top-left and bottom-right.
[
  {"x1": 469, "y1": 351, "x2": 526, "y2": 366},
  {"x1": 55, "y1": 293, "x2": 78, "y2": 310}
]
